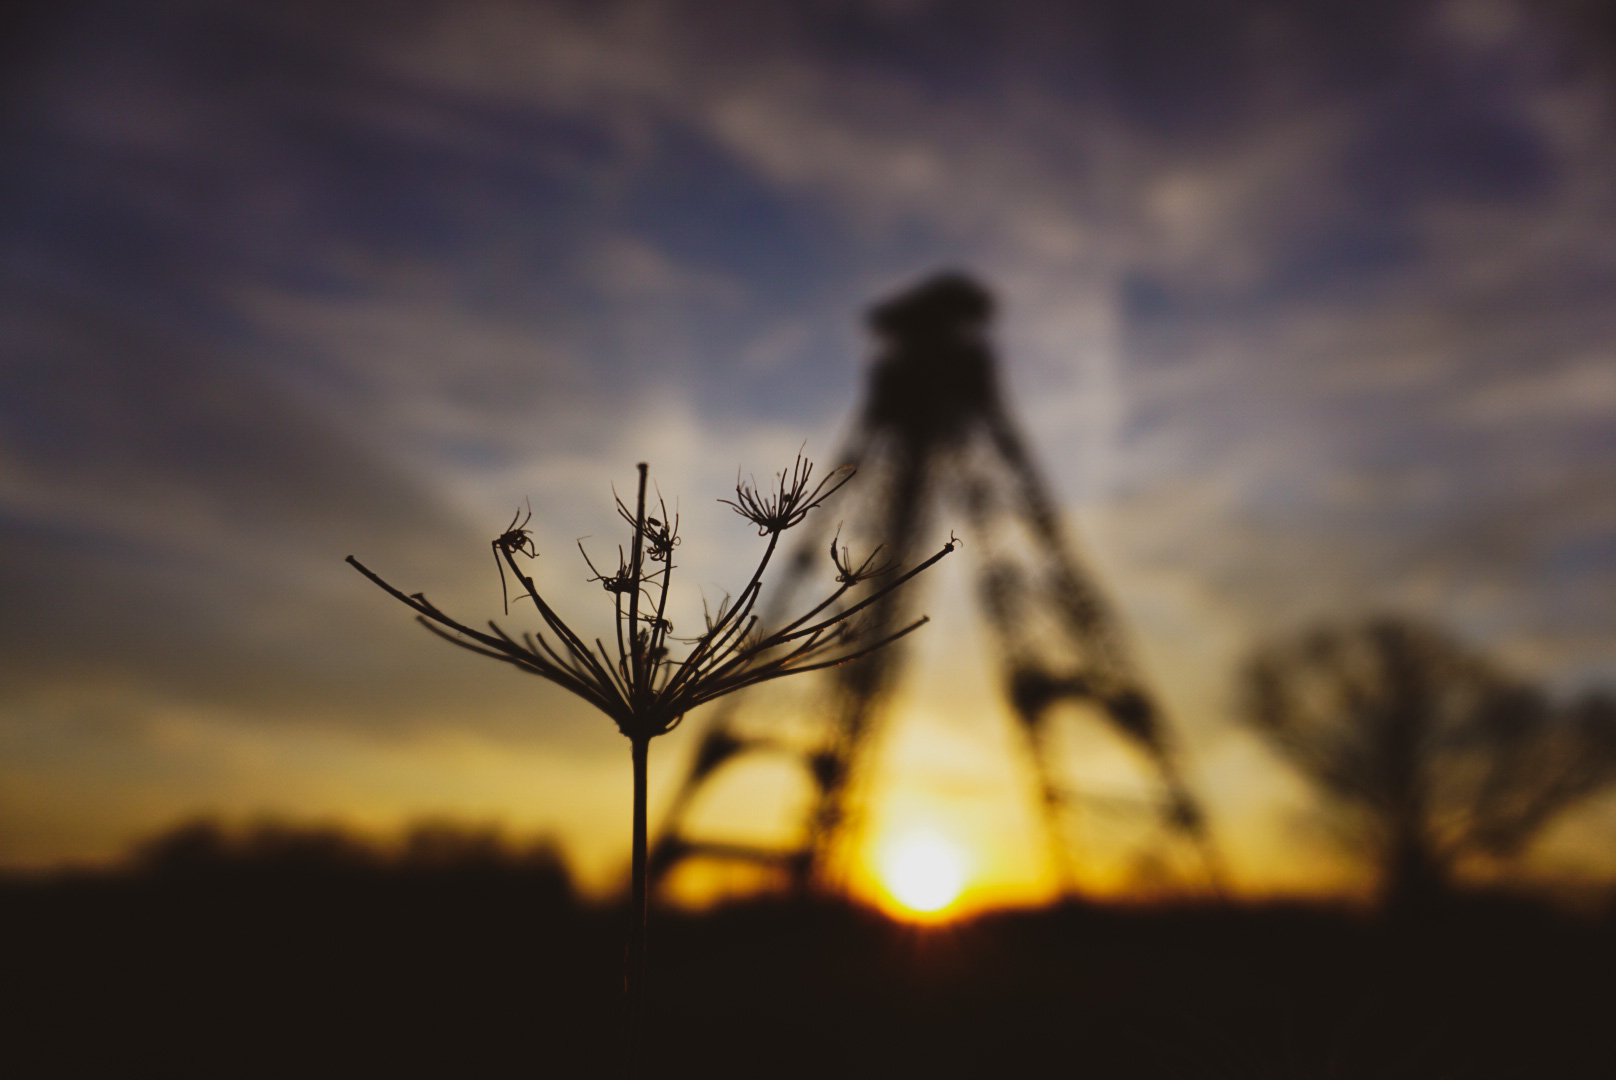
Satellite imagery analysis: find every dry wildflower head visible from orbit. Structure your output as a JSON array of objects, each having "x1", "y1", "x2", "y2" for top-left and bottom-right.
[
  {"x1": 346, "y1": 456, "x2": 954, "y2": 1078},
  {"x1": 491, "y1": 502, "x2": 537, "y2": 614},
  {"x1": 720, "y1": 454, "x2": 855, "y2": 536},
  {"x1": 829, "y1": 526, "x2": 896, "y2": 586},
  {"x1": 578, "y1": 542, "x2": 638, "y2": 598},
  {"x1": 348, "y1": 456, "x2": 953, "y2": 744},
  {"x1": 619, "y1": 489, "x2": 680, "y2": 562}
]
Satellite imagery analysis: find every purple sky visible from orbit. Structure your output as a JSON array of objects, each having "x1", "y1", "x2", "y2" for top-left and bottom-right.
[{"x1": 3, "y1": 0, "x2": 1614, "y2": 901}]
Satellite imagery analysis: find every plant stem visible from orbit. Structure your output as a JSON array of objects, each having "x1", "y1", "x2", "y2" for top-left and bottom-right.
[
  {"x1": 626, "y1": 733, "x2": 650, "y2": 1078},
  {"x1": 627, "y1": 464, "x2": 648, "y2": 698}
]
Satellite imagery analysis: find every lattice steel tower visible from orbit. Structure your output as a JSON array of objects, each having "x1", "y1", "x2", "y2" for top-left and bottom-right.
[{"x1": 650, "y1": 272, "x2": 1220, "y2": 898}]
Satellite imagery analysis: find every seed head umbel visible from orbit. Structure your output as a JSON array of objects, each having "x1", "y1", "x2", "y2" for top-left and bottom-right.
[
  {"x1": 830, "y1": 526, "x2": 896, "y2": 585},
  {"x1": 346, "y1": 456, "x2": 953, "y2": 1078},
  {"x1": 720, "y1": 454, "x2": 855, "y2": 535}
]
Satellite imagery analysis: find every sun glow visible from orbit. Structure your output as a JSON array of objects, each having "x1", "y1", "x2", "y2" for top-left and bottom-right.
[{"x1": 880, "y1": 829, "x2": 968, "y2": 917}]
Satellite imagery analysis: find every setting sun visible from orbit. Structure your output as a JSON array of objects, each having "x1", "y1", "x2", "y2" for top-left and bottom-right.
[{"x1": 880, "y1": 830, "x2": 968, "y2": 916}]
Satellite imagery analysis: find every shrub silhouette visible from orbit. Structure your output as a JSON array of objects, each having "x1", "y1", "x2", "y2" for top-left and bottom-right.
[
  {"x1": 1243, "y1": 616, "x2": 1616, "y2": 911},
  {"x1": 133, "y1": 817, "x2": 573, "y2": 892}
]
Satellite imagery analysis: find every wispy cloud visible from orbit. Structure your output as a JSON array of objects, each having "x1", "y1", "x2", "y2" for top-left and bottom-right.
[{"x1": 4, "y1": 0, "x2": 1613, "y2": 887}]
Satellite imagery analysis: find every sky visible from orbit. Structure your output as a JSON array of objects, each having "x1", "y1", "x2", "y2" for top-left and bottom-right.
[{"x1": 3, "y1": 0, "x2": 1615, "y2": 908}]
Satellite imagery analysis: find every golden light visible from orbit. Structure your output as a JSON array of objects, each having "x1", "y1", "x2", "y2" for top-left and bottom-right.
[{"x1": 880, "y1": 829, "x2": 968, "y2": 916}]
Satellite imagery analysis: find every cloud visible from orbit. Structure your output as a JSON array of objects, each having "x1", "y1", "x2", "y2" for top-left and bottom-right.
[{"x1": 5, "y1": 0, "x2": 1615, "y2": 887}]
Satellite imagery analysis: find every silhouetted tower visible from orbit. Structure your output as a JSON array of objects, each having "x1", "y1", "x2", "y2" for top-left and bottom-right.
[{"x1": 652, "y1": 272, "x2": 1220, "y2": 898}]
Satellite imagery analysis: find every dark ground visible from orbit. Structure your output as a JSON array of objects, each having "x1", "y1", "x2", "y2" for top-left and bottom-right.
[{"x1": 5, "y1": 827, "x2": 1613, "y2": 1079}]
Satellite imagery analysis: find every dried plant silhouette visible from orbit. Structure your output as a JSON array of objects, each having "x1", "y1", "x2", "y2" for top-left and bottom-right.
[
  {"x1": 347, "y1": 458, "x2": 954, "y2": 1075},
  {"x1": 1244, "y1": 616, "x2": 1616, "y2": 911},
  {"x1": 653, "y1": 272, "x2": 1218, "y2": 899}
]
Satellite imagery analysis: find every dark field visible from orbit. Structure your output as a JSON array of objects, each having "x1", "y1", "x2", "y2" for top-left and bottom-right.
[{"x1": 6, "y1": 832, "x2": 1613, "y2": 1079}]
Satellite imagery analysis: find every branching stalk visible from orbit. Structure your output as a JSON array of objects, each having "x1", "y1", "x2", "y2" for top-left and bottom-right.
[{"x1": 347, "y1": 454, "x2": 953, "y2": 1079}]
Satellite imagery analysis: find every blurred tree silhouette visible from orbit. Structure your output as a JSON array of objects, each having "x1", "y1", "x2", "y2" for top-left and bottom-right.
[
  {"x1": 1243, "y1": 617, "x2": 1616, "y2": 910},
  {"x1": 133, "y1": 817, "x2": 574, "y2": 892}
]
